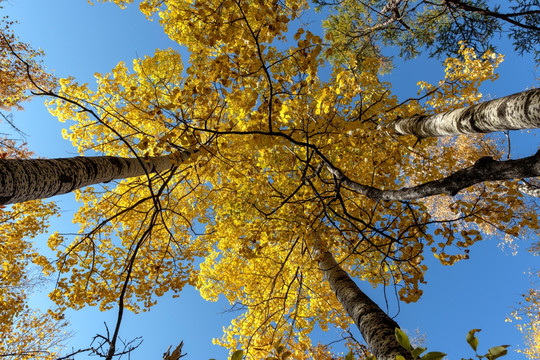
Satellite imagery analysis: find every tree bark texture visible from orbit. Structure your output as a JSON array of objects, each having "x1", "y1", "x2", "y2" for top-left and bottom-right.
[
  {"x1": 0, "y1": 150, "x2": 195, "y2": 205},
  {"x1": 518, "y1": 182, "x2": 540, "y2": 197},
  {"x1": 326, "y1": 150, "x2": 540, "y2": 201},
  {"x1": 318, "y1": 251, "x2": 412, "y2": 360},
  {"x1": 385, "y1": 88, "x2": 540, "y2": 137}
]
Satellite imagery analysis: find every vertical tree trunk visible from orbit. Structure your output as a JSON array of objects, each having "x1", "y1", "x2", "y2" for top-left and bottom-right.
[
  {"x1": 0, "y1": 150, "x2": 196, "y2": 205},
  {"x1": 318, "y1": 250, "x2": 412, "y2": 360},
  {"x1": 385, "y1": 88, "x2": 540, "y2": 137}
]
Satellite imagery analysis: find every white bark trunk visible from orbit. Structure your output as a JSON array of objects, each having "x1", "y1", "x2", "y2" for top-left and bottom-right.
[
  {"x1": 0, "y1": 150, "x2": 196, "y2": 205},
  {"x1": 318, "y1": 251, "x2": 412, "y2": 360},
  {"x1": 385, "y1": 88, "x2": 540, "y2": 137},
  {"x1": 518, "y1": 182, "x2": 540, "y2": 197}
]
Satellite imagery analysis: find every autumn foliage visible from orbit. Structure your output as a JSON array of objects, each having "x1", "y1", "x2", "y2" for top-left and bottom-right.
[
  {"x1": 0, "y1": 3, "x2": 68, "y2": 357},
  {"x1": 0, "y1": 6, "x2": 51, "y2": 112},
  {"x1": 2, "y1": 0, "x2": 539, "y2": 359},
  {"x1": 0, "y1": 140, "x2": 68, "y2": 359}
]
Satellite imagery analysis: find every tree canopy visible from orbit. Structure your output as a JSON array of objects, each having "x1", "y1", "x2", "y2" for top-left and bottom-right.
[
  {"x1": 316, "y1": 0, "x2": 540, "y2": 66},
  {"x1": 1, "y1": 0, "x2": 539, "y2": 359}
]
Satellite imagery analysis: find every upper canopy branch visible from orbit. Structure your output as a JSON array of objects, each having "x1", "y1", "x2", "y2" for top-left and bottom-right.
[{"x1": 444, "y1": 0, "x2": 540, "y2": 32}]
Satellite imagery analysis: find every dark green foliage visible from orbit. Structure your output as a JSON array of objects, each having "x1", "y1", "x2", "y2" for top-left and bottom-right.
[{"x1": 315, "y1": 0, "x2": 540, "y2": 64}]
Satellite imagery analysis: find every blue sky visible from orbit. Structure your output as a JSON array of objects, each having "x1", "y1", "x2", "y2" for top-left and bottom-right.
[{"x1": 2, "y1": 1, "x2": 539, "y2": 359}]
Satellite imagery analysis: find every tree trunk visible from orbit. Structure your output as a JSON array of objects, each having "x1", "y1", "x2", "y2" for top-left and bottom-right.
[
  {"x1": 0, "y1": 150, "x2": 195, "y2": 205},
  {"x1": 518, "y1": 182, "x2": 540, "y2": 197},
  {"x1": 318, "y1": 250, "x2": 412, "y2": 360},
  {"x1": 384, "y1": 88, "x2": 540, "y2": 137},
  {"x1": 325, "y1": 150, "x2": 540, "y2": 200}
]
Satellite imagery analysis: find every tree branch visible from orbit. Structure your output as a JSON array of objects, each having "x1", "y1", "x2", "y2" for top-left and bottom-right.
[
  {"x1": 444, "y1": 0, "x2": 540, "y2": 32},
  {"x1": 327, "y1": 150, "x2": 540, "y2": 201}
]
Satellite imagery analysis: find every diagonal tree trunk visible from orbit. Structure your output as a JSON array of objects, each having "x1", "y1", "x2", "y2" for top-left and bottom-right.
[
  {"x1": 318, "y1": 250, "x2": 412, "y2": 360},
  {"x1": 383, "y1": 88, "x2": 540, "y2": 138},
  {"x1": 325, "y1": 149, "x2": 540, "y2": 200},
  {"x1": 0, "y1": 149, "x2": 196, "y2": 205}
]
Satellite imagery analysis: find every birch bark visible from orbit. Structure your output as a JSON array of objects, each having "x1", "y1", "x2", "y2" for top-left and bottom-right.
[
  {"x1": 318, "y1": 250, "x2": 412, "y2": 360},
  {"x1": 0, "y1": 150, "x2": 195, "y2": 205},
  {"x1": 385, "y1": 88, "x2": 540, "y2": 137},
  {"x1": 518, "y1": 182, "x2": 540, "y2": 197}
]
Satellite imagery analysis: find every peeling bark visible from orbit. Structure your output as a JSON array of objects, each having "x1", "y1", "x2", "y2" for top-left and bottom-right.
[
  {"x1": 0, "y1": 150, "x2": 196, "y2": 205},
  {"x1": 384, "y1": 88, "x2": 540, "y2": 137},
  {"x1": 518, "y1": 182, "x2": 540, "y2": 197},
  {"x1": 318, "y1": 250, "x2": 412, "y2": 360},
  {"x1": 326, "y1": 150, "x2": 540, "y2": 201}
]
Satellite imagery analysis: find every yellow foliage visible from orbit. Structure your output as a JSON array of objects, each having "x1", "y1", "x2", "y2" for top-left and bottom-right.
[
  {"x1": 38, "y1": 1, "x2": 538, "y2": 358},
  {"x1": 0, "y1": 141, "x2": 65, "y2": 359},
  {"x1": 418, "y1": 42, "x2": 503, "y2": 112},
  {"x1": 0, "y1": 11, "x2": 63, "y2": 346},
  {"x1": 0, "y1": 8, "x2": 52, "y2": 111},
  {"x1": 510, "y1": 277, "x2": 540, "y2": 359}
]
